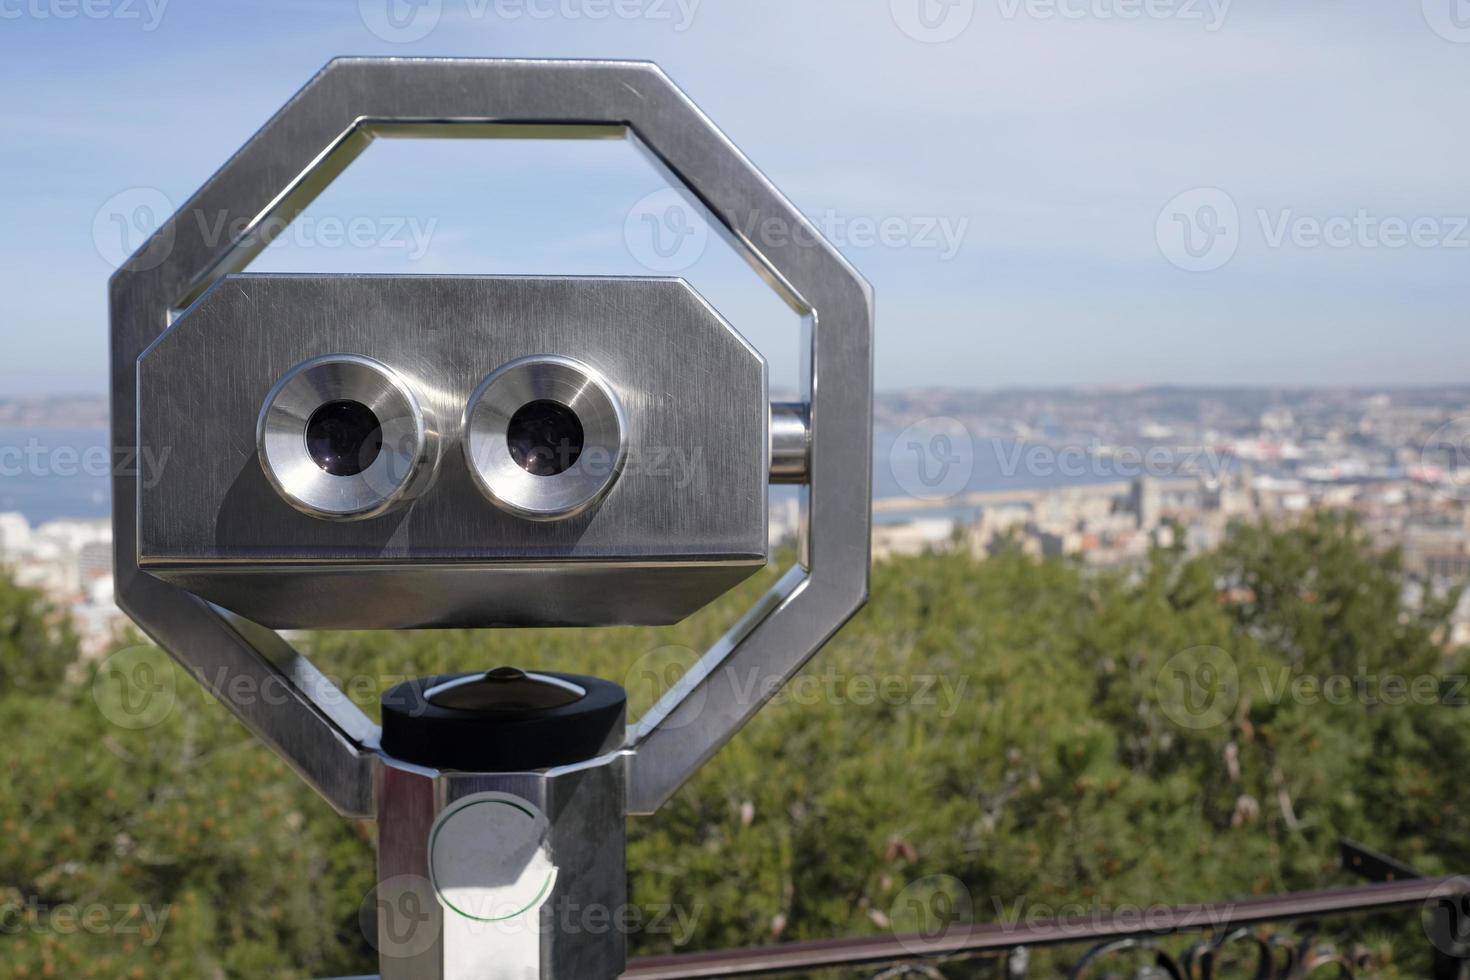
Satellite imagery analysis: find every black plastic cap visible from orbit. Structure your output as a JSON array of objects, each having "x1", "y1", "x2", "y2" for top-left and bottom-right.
[{"x1": 380, "y1": 669, "x2": 626, "y2": 773}]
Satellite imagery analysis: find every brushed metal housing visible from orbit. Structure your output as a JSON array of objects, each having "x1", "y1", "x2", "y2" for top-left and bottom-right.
[{"x1": 137, "y1": 273, "x2": 769, "y2": 629}]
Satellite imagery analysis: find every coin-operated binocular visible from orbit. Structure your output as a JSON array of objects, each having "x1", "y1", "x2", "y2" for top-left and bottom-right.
[{"x1": 111, "y1": 59, "x2": 871, "y2": 980}]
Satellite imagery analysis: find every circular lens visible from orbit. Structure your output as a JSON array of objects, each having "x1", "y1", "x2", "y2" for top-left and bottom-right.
[
  {"x1": 506, "y1": 400, "x2": 584, "y2": 477},
  {"x1": 259, "y1": 355, "x2": 435, "y2": 521},
  {"x1": 463, "y1": 355, "x2": 625, "y2": 521},
  {"x1": 305, "y1": 400, "x2": 383, "y2": 477}
]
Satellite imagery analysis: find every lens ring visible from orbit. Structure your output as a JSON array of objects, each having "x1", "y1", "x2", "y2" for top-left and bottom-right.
[
  {"x1": 463, "y1": 355, "x2": 626, "y2": 521},
  {"x1": 257, "y1": 354, "x2": 433, "y2": 520}
]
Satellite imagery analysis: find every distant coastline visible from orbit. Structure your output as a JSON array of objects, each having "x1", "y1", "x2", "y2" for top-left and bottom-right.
[
  {"x1": 8, "y1": 386, "x2": 1470, "y2": 434},
  {"x1": 3, "y1": 385, "x2": 1466, "y2": 526},
  {"x1": 0, "y1": 397, "x2": 109, "y2": 431}
]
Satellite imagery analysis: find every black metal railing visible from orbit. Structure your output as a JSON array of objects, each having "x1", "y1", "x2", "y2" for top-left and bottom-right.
[{"x1": 624, "y1": 846, "x2": 1469, "y2": 980}]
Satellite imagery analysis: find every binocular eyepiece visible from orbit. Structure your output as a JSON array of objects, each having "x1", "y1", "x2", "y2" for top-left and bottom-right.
[
  {"x1": 136, "y1": 273, "x2": 771, "y2": 629},
  {"x1": 257, "y1": 354, "x2": 433, "y2": 521},
  {"x1": 258, "y1": 353, "x2": 625, "y2": 522}
]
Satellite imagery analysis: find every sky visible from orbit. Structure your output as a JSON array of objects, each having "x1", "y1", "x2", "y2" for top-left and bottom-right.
[{"x1": 2, "y1": 0, "x2": 1469, "y2": 395}]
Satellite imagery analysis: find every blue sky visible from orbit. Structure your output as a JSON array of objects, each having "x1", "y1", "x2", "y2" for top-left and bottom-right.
[{"x1": 3, "y1": 0, "x2": 1469, "y2": 395}]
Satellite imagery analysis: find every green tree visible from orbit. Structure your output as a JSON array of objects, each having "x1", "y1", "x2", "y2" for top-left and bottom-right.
[
  {"x1": 2, "y1": 515, "x2": 1467, "y2": 977},
  {"x1": 0, "y1": 576, "x2": 78, "y2": 695}
]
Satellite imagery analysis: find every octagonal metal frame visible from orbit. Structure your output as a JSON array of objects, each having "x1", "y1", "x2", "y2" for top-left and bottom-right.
[{"x1": 109, "y1": 58, "x2": 873, "y2": 818}]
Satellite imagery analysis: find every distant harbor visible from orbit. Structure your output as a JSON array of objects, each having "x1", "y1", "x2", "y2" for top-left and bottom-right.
[
  {"x1": 5, "y1": 387, "x2": 1470, "y2": 653},
  {"x1": 0, "y1": 426, "x2": 1163, "y2": 527}
]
